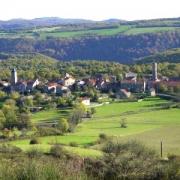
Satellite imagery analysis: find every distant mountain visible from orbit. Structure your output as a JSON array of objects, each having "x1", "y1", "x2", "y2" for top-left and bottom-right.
[
  {"x1": 136, "y1": 48, "x2": 180, "y2": 63},
  {"x1": 1, "y1": 17, "x2": 180, "y2": 30},
  {"x1": 0, "y1": 17, "x2": 95, "y2": 30},
  {"x1": 102, "y1": 19, "x2": 126, "y2": 23}
]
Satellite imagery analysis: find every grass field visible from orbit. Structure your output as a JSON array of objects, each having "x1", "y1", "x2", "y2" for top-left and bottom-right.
[
  {"x1": 1, "y1": 26, "x2": 180, "y2": 39},
  {"x1": 125, "y1": 27, "x2": 180, "y2": 35},
  {"x1": 9, "y1": 97, "x2": 180, "y2": 157},
  {"x1": 31, "y1": 108, "x2": 71, "y2": 123},
  {"x1": 12, "y1": 144, "x2": 103, "y2": 158}
]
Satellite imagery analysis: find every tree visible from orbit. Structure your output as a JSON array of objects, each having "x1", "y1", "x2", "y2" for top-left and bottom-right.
[
  {"x1": 18, "y1": 113, "x2": 32, "y2": 129},
  {"x1": 91, "y1": 107, "x2": 96, "y2": 115},
  {"x1": 58, "y1": 118, "x2": 69, "y2": 133},
  {"x1": 10, "y1": 92, "x2": 20, "y2": 100},
  {"x1": 0, "y1": 110, "x2": 5, "y2": 130},
  {"x1": 70, "y1": 103, "x2": 86, "y2": 125},
  {"x1": 0, "y1": 91, "x2": 6, "y2": 100},
  {"x1": 2, "y1": 105, "x2": 17, "y2": 129}
]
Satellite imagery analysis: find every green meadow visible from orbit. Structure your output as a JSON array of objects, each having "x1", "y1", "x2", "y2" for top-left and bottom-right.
[
  {"x1": 10, "y1": 97, "x2": 180, "y2": 157},
  {"x1": 1, "y1": 26, "x2": 180, "y2": 39}
]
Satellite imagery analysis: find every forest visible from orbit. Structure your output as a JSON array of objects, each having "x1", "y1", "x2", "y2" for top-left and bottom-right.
[{"x1": 0, "y1": 17, "x2": 180, "y2": 64}]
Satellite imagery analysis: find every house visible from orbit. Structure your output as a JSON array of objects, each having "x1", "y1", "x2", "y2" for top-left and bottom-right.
[
  {"x1": 11, "y1": 81, "x2": 27, "y2": 93},
  {"x1": 116, "y1": 89, "x2": 131, "y2": 99},
  {"x1": 56, "y1": 85, "x2": 71, "y2": 97},
  {"x1": 149, "y1": 88, "x2": 156, "y2": 96},
  {"x1": 44, "y1": 83, "x2": 58, "y2": 94},
  {"x1": 26, "y1": 79, "x2": 40, "y2": 92},
  {"x1": 0, "y1": 81, "x2": 9, "y2": 87},
  {"x1": 125, "y1": 72, "x2": 137, "y2": 81},
  {"x1": 121, "y1": 80, "x2": 146, "y2": 93},
  {"x1": 64, "y1": 73, "x2": 75, "y2": 87},
  {"x1": 81, "y1": 97, "x2": 90, "y2": 106}
]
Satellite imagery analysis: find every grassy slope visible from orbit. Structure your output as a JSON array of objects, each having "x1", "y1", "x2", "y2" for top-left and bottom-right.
[
  {"x1": 0, "y1": 26, "x2": 180, "y2": 39},
  {"x1": 10, "y1": 97, "x2": 180, "y2": 156},
  {"x1": 31, "y1": 108, "x2": 71, "y2": 123},
  {"x1": 124, "y1": 27, "x2": 180, "y2": 35}
]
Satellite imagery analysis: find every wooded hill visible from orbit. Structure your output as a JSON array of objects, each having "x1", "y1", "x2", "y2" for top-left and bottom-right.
[
  {"x1": 0, "y1": 17, "x2": 180, "y2": 64},
  {"x1": 136, "y1": 48, "x2": 180, "y2": 63}
]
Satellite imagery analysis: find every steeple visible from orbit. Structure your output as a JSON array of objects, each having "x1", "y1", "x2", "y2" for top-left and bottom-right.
[
  {"x1": 11, "y1": 68, "x2": 18, "y2": 85},
  {"x1": 152, "y1": 62, "x2": 158, "y2": 81}
]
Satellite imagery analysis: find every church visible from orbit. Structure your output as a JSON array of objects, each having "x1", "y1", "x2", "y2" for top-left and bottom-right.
[{"x1": 8, "y1": 68, "x2": 39, "y2": 93}]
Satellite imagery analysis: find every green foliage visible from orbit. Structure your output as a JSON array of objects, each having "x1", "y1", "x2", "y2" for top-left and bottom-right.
[
  {"x1": 30, "y1": 138, "x2": 41, "y2": 145},
  {"x1": 99, "y1": 133, "x2": 108, "y2": 141},
  {"x1": 69, "y1": 142, "x2": 78, "y2": 147},
  {"x1": 85, "y1": 140, "x2": 180, "y2": 179},
  {"x1": 120, "y1": 118, "x2": 128, "y2": 128},
  {"x1": 10, "y1": 92, "x2": 20, "y2": 100},
  {"x1": 0, "y1": 144, "x2": 22, "y2": 153},
  {"x1": 0, "y1": 110, "x2": 5, "y2": 130},
  {"x1": 37, "y1": 127, "x2": 63, "y2": 136},
  {"x1": 70, "y1": 103, "x2": 87, "y2": 125},
  {"x1": 27, "y1": 148, "x2": 43, "y2": 158},
  {"x1": 0, "y1": 91, "x2": 6, "y2": 100},
  {"x1": 58, "y1": 118, "x2": 69, "y2": 133},
  {"x1": 50, "y1": 145, "x2": 66, "y2": 158}
]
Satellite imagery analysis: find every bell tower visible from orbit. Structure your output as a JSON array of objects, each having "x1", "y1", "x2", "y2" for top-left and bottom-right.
[
  {"x1": 152, "y1": 62, "x2": 158, "y2": 81},
  {"x1": 11, "y1": 68, "x2": 18, "y2": 85}
]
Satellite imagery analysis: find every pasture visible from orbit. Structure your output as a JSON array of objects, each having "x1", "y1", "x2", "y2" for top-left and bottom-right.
[
  {"x1": 1, "y1": 25, "x2": 180, "y2": 39},
  {"x1": 10, "y1": 97, "x2": 180, "y2": 157}
]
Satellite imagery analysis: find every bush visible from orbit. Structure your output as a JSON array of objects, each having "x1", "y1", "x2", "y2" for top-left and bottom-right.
[
  {"x1": 69, "y1": 142, "x2": 78, "y2": 147},
  {"x1": 30, "y1": 138, "x2": 40, "y2": 145},
  {"x1": 0, "y1": 144, "x2": 22, "y2": 154},
  {"x1": 27, "y1": 148, "x2": 43, "y2": 158},
  {"x1": 58, "y1": 118, "x2": 69, "y2": 133},
  {"x1": 50, "y1": 145, "x2": 66, "y2": 158},
  {"x1": 120, "y1": 118, "x2": 127, "y2": 128},
  {"x1": 99, "y1": 133, "x2": 108, "y2": 140},
  {"x1": 90, "y1": 107, "x2": 96, "y2": 115},
  {"x1": 37, "y1": 127, "x2": 63, "y2": 136}
]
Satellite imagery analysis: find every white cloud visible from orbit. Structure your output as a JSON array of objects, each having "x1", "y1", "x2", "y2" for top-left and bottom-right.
[{"x1": 0, "y1": 0, "x2": 179, "y2": 20}]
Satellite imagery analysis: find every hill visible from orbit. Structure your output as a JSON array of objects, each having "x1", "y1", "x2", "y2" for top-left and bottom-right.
[
  {"x1": 0, "y1": 17, "x2": 180, "y2": 64},
  {"x1": 136, "y1": 48, "x2": 180, "y2": 63}
]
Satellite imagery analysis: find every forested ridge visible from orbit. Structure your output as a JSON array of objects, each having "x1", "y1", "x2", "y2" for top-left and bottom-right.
[
  {"x1": 0, "y1": 31, "x2": 180, "y2": 64},
  {"x1": 0, "y1": 17, "x2": 180, "y2": 64}
]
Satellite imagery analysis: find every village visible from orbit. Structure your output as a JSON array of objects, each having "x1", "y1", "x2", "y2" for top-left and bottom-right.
[{"x1": 0, "y1": 62, "x2": 179, "y2": 107}]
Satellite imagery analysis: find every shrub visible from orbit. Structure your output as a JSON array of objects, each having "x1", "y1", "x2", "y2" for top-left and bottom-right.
[
  {"x1": 69, "y1": 142, "x2": 78, "y2": 147},
  {"x1": 99, "y1": 133, "x2": 108, "y2": 140},
  {"x1": 37, "y1": 127, "x2": 63, "y2": 136},
  {"x1": 0, "y1": 144, "x2": 22, "y2": 154},
  {"x1": 58, "y1": 118, "x2": 69, "y2": 133},
  {"x1": 90, "y1": 107, "x2": 96, "y2": 115},
  {"x1": 120, "y1": 118, "x2": 127, "y2": 128},
  {"x1": 30, "y1": 138, "x2": 40, "y2": 145},
  {"x1": 27, "y1": 148, "x2": 43, "y2": 158},
  {"x1": 50, "y1": 145, "x2": 66, "y2": 158}
]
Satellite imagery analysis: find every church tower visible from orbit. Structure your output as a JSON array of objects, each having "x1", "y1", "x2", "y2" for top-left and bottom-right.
[
  {"x1": 152, "y1": 62, "x2": 158, "y2": 81},
  {"x1": 11, "y1": 68, "x2": 18, "y2": 85}
]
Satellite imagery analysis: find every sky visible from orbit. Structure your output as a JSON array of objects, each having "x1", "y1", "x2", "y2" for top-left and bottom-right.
[{"x1": 0, "y1": 0, "x2": 180, "y2": 21}]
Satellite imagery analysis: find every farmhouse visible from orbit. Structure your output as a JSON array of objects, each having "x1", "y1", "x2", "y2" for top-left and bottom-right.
[
  {"x1": 81, "y1": 97, "x2": 90, "y2": 106},
  {"x1": 116, "y1": 89, "x2": 131, "y2": 99}
]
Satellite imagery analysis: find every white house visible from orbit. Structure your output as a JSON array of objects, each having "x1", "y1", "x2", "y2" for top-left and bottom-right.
[{"x1": 81, "y1": 97, "x2": 90, "y2": 106}]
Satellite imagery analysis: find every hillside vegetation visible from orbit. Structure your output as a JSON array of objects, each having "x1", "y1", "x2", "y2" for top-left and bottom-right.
[
  {"x1": 0, "y1": 54, "x2": 180, "y2": 80},
  {"x1": 0, "y1": 18, "x2": 180, "y2": 63},
  {"x1": 136, "y1": 48, "x2": 180, "y2": 63}
]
